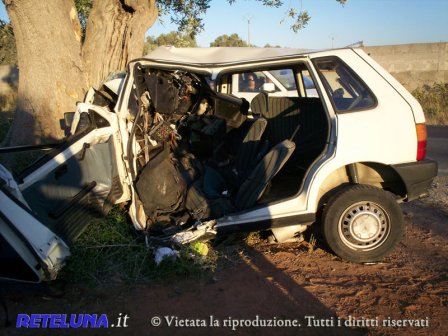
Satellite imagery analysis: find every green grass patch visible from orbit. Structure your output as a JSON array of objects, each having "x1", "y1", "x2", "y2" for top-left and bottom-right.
[
  {"x1": 412, "y1": 83, "x2": 448, "y2": 125},
  {"x1": 62, "y1": 207, "x2": 218, "y2": 287}
]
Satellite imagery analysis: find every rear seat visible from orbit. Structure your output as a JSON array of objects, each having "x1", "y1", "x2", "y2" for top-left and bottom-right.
[{"x1": 251, "y1": 94, "x2": 328, "y2": 166}]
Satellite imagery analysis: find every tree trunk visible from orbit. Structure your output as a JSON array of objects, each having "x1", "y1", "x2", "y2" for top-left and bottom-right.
[
  {"x1": 4, "y1": 0, "x2": 87, "y2": 144},
  {"x1": 83, "y1": 0, "x2": 158, "y2": 88},
  {"x1": 4, "y1": 0, "x2": 158, "y2": 145}
]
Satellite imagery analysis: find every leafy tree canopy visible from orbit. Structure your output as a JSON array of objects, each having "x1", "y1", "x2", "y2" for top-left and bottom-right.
[
  {"x1": 210, "y1": 33, "x2": 248, "y2": 47},
  {"x1": 264, "y1": 43, "x2": 282, "y2": 48},
  {"x1": 144, "y1": 31, "x2": 198, "y2": 54},
  {"x1": 74, "y1": 0, "x2": 92, "y2": 37},
  {"x1": 0, "y1": 19, "x2": 16, "y2": 65},
  {"x1": 74, "y1": 0, "x2": 347, "y2": 39}
]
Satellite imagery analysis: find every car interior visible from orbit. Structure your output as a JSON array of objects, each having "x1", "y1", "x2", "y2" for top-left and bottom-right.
[
  {"x1": 0, "y1": 61, "x2": 331, "y2": 242},
  {"x1": 128, "y1": 62, "x2": 330, "y2": 232}
]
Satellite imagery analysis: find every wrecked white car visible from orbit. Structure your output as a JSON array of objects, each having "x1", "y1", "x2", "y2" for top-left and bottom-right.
[{"x1": 0, "y1": 47, "x2": 437, "y2": 282}]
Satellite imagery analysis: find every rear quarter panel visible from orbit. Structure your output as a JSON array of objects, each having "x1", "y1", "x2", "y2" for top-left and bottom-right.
[
  {"x1": 303, "y1": 49, "x2": 419, "y2": 212},
  {"x1": 311, "y1": 49, "x2": 418, "y2": 164},
  {"x1": 353, "y1": 49, "x2": 426, "y2": 124}
]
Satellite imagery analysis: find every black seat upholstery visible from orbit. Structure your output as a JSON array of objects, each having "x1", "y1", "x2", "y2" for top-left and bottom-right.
[
  {"x1": 184, "y1": 93, "x2": 327, "y2": 220},
  {"x1": 251, "y1": 91, "x2": 269, "y2": 115},
  {"x1": 209, "y1": 117, "x2": 268, "y2": 188},
  {"x1": 185, "y1": 139, "x2": 295, "y2": 220},
  {"x1": 234, "y1": 139, "x2": 295, "y2": 210},
  {"x1": 251, "y1": 93, "x2": 328, "y2": 165},
  {"x1": 233, "y1": 117, "x2": 268, "y2": 183}
]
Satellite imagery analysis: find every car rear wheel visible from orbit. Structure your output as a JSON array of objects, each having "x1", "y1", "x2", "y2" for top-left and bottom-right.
[{"x1": 322, "y1": 185, "x2": 404, "y2": 263}]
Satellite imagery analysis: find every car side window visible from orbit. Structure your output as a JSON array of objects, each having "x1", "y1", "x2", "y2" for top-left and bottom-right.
[
  {"x1": 238, "y1": 72, "x2": 279, "y2": 93},
  {"x1": 227, "y1": 69, "x2": 299, "y2": 106},
  {"x1": 314, "y1": 57, "x2": 375, "y2": 112},
  {"x1": 269, "y1": 69, "x2": 296, "y2": 91},
  {"x1": 298, "y1": 70, "x2": 319, "y2": 98}
]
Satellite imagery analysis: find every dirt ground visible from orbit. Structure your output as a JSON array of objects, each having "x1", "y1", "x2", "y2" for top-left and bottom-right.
[{"x1": 1, "y1": 177, "x2": 447, "y2": 336}]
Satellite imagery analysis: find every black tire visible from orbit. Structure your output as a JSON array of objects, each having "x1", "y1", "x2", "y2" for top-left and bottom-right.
[{"x1": 321, "y1": 185, "x2": 404, "y2": 263}]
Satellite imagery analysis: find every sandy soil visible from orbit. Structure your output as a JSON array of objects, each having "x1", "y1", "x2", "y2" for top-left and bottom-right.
[{"x1": 2, "y1": 177, "x2": 447, "y2": 336}]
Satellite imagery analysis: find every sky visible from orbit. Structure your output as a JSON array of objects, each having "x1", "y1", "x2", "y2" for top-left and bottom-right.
[{"x1": 1, "y1": 0, "x2": 447, "y2": 49}]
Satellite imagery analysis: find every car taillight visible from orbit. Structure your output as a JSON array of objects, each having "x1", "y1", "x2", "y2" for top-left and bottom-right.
[{"x1": 416, "y1": 123, "x2": 427, "y2": 161}]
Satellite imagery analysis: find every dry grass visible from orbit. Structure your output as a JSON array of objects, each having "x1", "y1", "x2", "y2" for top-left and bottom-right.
[{"x1": 412, "y1": 83, "x2": 448, "y2": 125}]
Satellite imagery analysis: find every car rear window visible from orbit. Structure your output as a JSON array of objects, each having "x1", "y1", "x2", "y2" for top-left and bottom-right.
[{"x1": 314, "y1": 57, "x2": 375, "y2": 112}]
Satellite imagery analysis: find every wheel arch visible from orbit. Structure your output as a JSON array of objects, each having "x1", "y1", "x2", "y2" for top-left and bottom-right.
[{"x1": 316, "y1": 161, "x2": 407, "y2": 210}]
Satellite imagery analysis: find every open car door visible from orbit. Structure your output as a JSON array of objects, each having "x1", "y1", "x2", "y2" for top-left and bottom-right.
[{"x1": 0, "y1": 101, "x2": 127, "y2": 283}]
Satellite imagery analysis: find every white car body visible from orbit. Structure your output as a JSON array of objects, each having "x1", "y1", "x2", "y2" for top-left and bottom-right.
[{"x1": 0, "y1": 47, "x2": 437, "y2": 282}]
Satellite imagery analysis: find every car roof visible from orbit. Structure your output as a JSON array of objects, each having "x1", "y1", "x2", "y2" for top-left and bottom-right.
[{"x1": 143, "y1": 46, "x2": 328, "y2": 66}]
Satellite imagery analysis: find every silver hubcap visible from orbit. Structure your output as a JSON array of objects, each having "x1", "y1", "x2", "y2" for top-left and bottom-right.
[{"x1": 338, "y1": 201, "x2": 390, "y2": 251}]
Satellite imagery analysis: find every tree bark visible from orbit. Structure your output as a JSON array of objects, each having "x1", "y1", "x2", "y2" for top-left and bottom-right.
[
  {"x1": 83, "y1": 0, "x2": 158, "y2": 88},
  {"x1": 4, "y1": 0, "x2": 158, "y2": 145},
  {"x1": 4, "y1": 0, "x2": 87, "y2": 144}
]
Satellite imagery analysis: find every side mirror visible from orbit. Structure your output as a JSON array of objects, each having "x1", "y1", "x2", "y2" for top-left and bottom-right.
[{"x1": 261, "y1": 82, "x2": 276, "y2": 92}]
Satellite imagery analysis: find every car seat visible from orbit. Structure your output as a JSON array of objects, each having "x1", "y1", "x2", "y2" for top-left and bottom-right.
[{"x1": 185, "y1": 139, "x2": 295, "y2": 220}]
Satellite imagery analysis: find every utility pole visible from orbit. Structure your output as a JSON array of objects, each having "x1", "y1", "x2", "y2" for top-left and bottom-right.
[
  {"x1": 244, "y1": 15, "x2": 253, "y2": 47},
  {"x1": 329, "y1": 34, "x2": 337, "y2": 49},
  {"x1": 331, "y1": 36, "x2": 334, "y2": 48}
]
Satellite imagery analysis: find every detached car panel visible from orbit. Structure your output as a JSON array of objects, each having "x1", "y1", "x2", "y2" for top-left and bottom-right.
[
  {"x1": 0, "y1": 47, "x2": 437, "y2": 282},
  {"x1": 1, "y1": 183, "x2": 70, "y2": 283}
]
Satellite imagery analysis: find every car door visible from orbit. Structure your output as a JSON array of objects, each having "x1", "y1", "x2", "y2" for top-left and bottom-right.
[{"x1": 0, "y1": 103, "x2": 126, "y2": 282}]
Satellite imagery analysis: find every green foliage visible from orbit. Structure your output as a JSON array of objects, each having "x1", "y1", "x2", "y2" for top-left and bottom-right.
[
  {"x1": 210, "y1": 33, "x2": 248, "y2": 47},
  {"x1": 264, "y1": 43, "x2": 282, "y2": 48},
  {"x1": 228, "y1": 0, "x2": 282, "y2": 7},
  {"x1": 62, "y1": 207, "x2": 148, "y2": 285},
  {"x1": 412, "y1": 83, "x2": 448, "y2": 125},
  {"x1": 158, "y1": 0, "x2": 211, "y2": 36},
  {"x1": 74, "y1": 0, "x2": 92, "y2": 38},
  {"x1": 290, "y1": 9, "x2": 311, "y2": 33},
  {"x1": 73, "y1": 0, "x2": 347, "y2": 41},
  {"x1": 144, "y1": 31, "x2": 198, "y2": 54},
  {"x1": 75, "y1": 0, "x2": 210, "y2": 38},
  {"x1": 233, "y1": 0, "x2": 346, "y2": 33},
  {"x1": 62, "y1": 207, "x2": 217, "y2": 286},
  {"x1": 0, "y1": 19, "x2": 16, "y2": 65}
]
